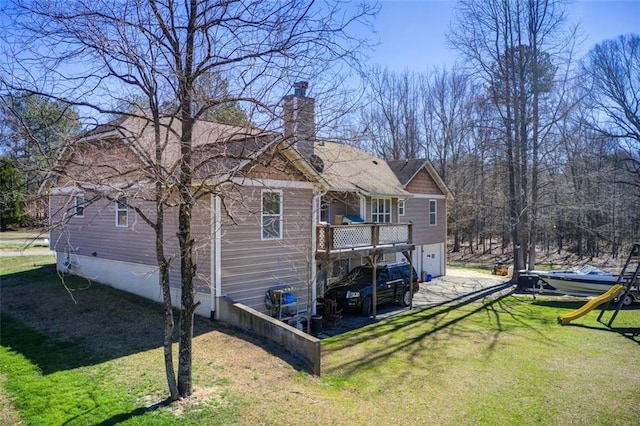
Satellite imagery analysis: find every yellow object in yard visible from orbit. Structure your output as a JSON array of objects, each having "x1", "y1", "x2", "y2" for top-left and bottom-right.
[
  {"x1": 492, "y1": 263, "x2": 509, "y2": 276},
  {"x1": 557, "y1": 284, "x2": 626, "y2": 325}
]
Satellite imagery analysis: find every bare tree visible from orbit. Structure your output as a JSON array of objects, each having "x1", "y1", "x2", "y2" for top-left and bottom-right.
[
  {"x1": 583, "y1": 33, "x2": 640, "y2": 194},
  {"x1": 419, "y1": 67, "x2": 477, "y2": 252},
  {"x1": 361, "y1": 67, "x2": 422, "y2": 160},
  {"x1": 421, "y1": 68, "x2": 475, "y2": 183},
  {"x1": 449, "y1": 0, "x2": 575, "y2": 272},
  {"x1": 4, "y1": 0, "x2": 375, "y2": 400}
]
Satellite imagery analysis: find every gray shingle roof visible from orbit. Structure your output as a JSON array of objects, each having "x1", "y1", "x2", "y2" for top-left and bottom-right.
[
  {"x1": 387, "y1": 159, "x2": 427, "y2": 186},
  {"x1": 314, "y1": 141, "x2": 409, "y2": 196}
]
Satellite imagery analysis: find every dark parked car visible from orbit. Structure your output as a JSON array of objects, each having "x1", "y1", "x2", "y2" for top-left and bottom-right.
[{"x1": 324, "y1": 262, "x2": 420, "y2": 316}]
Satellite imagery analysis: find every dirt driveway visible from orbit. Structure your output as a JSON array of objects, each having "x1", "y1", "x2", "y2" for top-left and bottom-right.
[{"x1": 319, "y1": 267, "x2": 514, "y2": 337}]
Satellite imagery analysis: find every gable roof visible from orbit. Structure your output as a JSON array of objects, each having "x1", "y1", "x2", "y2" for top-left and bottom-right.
[
  {"x1": 63, "y1": 115, "x2": 323, "y2": 186},
  {"x1": 387, "y1": 159, "x2": 425, "y2": 186},
  {"x1": 314, "y1": 141, "x2": 409, "y2": 197},
  {"x1": 82, "y1": 115, "x2": 270, "y2": 170},
  {"x1": 387, "y1": 159, "x2": 453, "y2": 200}
]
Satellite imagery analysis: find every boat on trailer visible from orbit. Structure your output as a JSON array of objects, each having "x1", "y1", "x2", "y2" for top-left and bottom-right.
[{"x1": 534, "y1": 265, "x2": 620, "y2": 297}]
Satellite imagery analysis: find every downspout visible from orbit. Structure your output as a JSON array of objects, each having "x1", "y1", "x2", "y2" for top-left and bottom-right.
[
  {"x1": 49, "y1": 189, "x2": 54, "y2": 260},
  {"x1": 311, "y1": 188, "x2": 326, "y2": 315},
  {"x1": 211, "y1": 194, "x2": 222, "y2": 319},
  {"x1": 443, "y1": 198, "x2": 448, "y2": 276}
]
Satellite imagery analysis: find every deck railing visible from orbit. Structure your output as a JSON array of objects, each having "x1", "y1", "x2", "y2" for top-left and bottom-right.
[{"x1": 316, "y1": 222, "x2": 412, "y2": 255}]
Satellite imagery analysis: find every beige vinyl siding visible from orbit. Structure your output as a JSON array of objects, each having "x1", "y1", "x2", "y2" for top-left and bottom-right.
[
  {"x1": 50, "y1": 192, "x2": 211, "y2": 294},
  {"x1": 402, "y1": 168, "x2": 447, "y2": 245},
  {"x1": 327, "y1": 200, "x2": 348, "y2": 224},
  {"x1": 404, "y1": 197, "x2": 446, "y2": 245},
  {"x1": 321, "y1": 192, "x2": 361, "y2": 224},
  {"x1": 220, "y1": 186, "x2": 313, "y2": 313},
  {"x1": 50, "y1": 194, "x2": 157, "y2": 265},
  {"x1": 166, "y1": 197, "x2": 212, "y2": 294}
]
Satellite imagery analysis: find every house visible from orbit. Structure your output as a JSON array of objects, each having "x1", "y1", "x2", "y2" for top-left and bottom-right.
[
  {"x1": 48, "y1": 82, "x2": 451, "y2": 321},
  {"x1": 387, "y1": 159, "x2": 453, "y2": 279}
]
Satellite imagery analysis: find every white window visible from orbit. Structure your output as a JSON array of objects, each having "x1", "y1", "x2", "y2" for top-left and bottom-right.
[
  {"x1": 116, "y1": 197, "x2": 128, "y2": 227},
  {"x1": 371, "y1": 198, "x2": 391, "y2": 223},
  {"x1": 429, "y1": 200, "x2": 437, "y2": 226},
  {"x1": 262, "y1": 190, "x2": 282, "y2": 240},
  {"x1": 398, "y1": 199, "x2": 405, "y2": 217},
  {"x1": 75, "y1": 196, "x2": 85, "y2": 217}
]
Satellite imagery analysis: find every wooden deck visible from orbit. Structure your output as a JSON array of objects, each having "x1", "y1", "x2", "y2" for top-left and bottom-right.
[{"x1": 316, "y1": 223, "x2": 414, "y2": 260}]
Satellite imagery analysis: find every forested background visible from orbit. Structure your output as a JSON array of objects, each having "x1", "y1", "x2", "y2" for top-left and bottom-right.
[
  {"x1": 1, "y1": 0, "x2": 638, "y2": 272},
  {"x1": 346, "y1": 1, "x2": 640, "y2": 270}
]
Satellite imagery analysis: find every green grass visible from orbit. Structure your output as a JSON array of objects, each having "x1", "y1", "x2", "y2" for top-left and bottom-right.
[
  {"x1": 0, "y1": 322, "x2": 237, "y2": 425},
  {"x1": 0, "y1": 243, "x2": 48, "y2": 251},
  {"x1": 2, "y1": 256, "x2": 639, "y2": 425},
  {"x1": 321, "y1": 295, "x2": 640, "y2": 425},
  {"x1": 0, "y1": 229, "x2": 47, "y2": 239},
  {"x1": 0, "y1": 257, "x2": 240, "y2": 425},
  {"x1": 0, "y1": 229, "x2": 50, "y2": 252},
  {"x1": 1, "y1": 316, "x2": 137, "y2": 425}
]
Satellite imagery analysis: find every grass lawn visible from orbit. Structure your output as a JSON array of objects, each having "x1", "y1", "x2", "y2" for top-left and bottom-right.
[
  {"x1": 0, "y1": 229, "x2": 50, "y2": 253},
  {"x1": 1, "y1": 256, "x2": 639, "y2": 425}
]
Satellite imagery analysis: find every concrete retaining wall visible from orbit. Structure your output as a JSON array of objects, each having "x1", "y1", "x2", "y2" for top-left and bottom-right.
[{"x1": 216, "y1": 296, "x2": 321, "y2": 375}]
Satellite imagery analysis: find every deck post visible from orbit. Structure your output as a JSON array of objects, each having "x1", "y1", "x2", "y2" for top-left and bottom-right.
[{"x1": 372, "y1": 224, "x2": 379, "y2": 248}]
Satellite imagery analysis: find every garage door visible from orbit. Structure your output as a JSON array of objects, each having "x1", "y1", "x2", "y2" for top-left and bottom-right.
[
  {"x1": 396, "y1": 243, "x2": 444, "y2": 279},
  {"x1": 421, "y1": 243, "x2": 443, "y2": 277}
]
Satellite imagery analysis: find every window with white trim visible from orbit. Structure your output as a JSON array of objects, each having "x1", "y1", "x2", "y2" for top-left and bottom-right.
[
  {"x1": 429, "y1": 200, "x2": 437, "y2": 226},
  {"x1": 371, "y1": 198, "x2": 391, "y2": 223},
  {"x1": 75, "y1": 196, "x2": 85, "y2": 217},
  {"x1": 398, "y1": 199, "x2": 405, "y2": 217},
  {"x1": 262, "y1": 190, "x2": 282, "y2": 240},
  {"x1": 116, "y1": 197, "x2": 128, "y2": 227}
]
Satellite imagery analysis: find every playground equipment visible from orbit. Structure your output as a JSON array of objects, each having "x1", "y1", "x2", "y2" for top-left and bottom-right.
[
  {"x1": 557, "y1": 285, "x2": 625, "y2": 325},
  {"x1": 557, "y1": 243, "x2": 639, "y2": 327}
]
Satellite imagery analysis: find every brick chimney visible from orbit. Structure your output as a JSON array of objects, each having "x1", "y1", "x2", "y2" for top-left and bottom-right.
[{"x1": 282, "y1": 81, "x2": 315, "y2": 159}]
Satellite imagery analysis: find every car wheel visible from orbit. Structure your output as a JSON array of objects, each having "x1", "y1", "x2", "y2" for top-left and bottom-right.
[
  {"x1": 360, "y1": 297, "x2": 372, "y2": 316},
  {"x1": 400, "y1": 289, "x2": 411, "y2": 307}
]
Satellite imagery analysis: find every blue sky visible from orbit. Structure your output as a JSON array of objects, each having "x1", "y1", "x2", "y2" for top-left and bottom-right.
[{"x1": 365, "y1": 0, "x2": 640, "y2": 72}]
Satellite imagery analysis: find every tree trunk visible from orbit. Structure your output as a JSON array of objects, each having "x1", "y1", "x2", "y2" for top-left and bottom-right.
[
  {"x1": 153, "y1": 105, "x2": 179, "y2": 400},
  {"x1": 176, "y1": 152, "x2": 197, "y2": 398},
  {"x1": 176, "y1": 0, "x2": 198, "y2": 398},
  {"x1": 176, "y1": 121, "x2": 197, "y2": 398},
  {"x1": 159, "y1": 247, "x2": 178, "y2": 400},
  {"x1": 453, "y1": 228, "x2": 460, "y2": 253}
]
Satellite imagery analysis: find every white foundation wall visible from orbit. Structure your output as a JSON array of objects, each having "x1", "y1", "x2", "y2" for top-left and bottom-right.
[{"x1": 56, "y1": 255, "x2": 213, "y2": 317}]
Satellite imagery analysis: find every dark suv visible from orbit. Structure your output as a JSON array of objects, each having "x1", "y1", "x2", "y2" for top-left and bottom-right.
[{"x1": 323, "y1": 262, "x2": 420, "y2": 316}]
